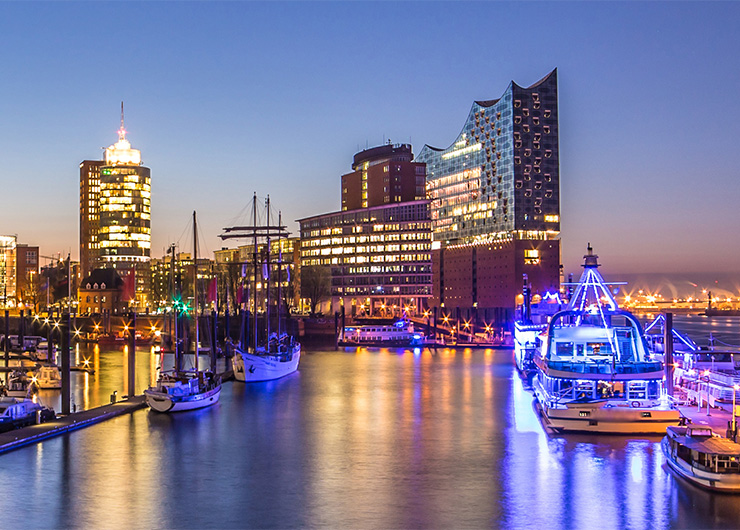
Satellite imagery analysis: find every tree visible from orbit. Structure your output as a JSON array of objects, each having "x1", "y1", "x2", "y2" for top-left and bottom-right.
[{"x1": 300, "y1": 265, "x2": 331, "y2": 316}]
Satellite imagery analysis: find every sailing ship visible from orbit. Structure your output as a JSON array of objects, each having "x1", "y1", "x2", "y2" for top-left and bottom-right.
[
  {"x1": 529, "y1": 245, "x2": 681, "y2": 434},
  {"x1": 145, "y1": 211, "x2": 222, "y2": 412},
  {"x1": 221, "y1": 194, "x2": 301, "y2": 382}
]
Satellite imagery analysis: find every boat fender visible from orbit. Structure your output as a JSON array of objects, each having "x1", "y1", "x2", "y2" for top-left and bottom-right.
[{"x1": 631, "y1": 401, "x2": 640, "y2": 408}]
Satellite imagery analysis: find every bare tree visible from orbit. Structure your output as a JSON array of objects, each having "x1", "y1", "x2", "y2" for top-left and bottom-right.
[{"x1": 300, "y1": 265, "x2": 331, "y2": 316}]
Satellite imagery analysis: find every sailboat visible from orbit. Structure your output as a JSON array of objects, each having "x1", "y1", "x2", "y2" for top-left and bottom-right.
[
  {"x1": 145, "y1": 211, "x2": 222, "y2": 412},
  {"x1": 221, "y1": 194, "x2": 301, "y2": 382}
]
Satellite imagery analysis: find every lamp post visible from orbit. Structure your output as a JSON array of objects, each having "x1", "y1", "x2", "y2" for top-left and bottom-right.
[{"x1": 733, "y1": 384, "x2": 739, "y2": 441}]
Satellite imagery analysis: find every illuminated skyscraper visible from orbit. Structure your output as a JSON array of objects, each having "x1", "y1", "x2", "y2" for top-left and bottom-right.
[{"x1": 96, "y1": 105, "x2": 151, "y2": 307}]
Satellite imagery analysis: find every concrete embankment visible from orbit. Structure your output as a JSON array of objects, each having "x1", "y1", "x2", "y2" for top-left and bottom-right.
[{"x1": 0, "y1": 396, "x2": 147, "y2": 455}]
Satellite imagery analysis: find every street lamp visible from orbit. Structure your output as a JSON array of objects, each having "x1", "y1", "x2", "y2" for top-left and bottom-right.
[{"x1": 733, "y1": 384, "x2": 739, "y2": 440}]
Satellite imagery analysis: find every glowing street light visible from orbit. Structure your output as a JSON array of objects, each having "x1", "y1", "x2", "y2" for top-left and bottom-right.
[{"x1": 734, "y1": 384, "x2": 739, "y2": 440}]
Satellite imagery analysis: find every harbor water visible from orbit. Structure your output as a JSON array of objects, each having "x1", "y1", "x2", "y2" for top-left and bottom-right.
[{"x1": 1, "y1": 317, "x2": 740, "y2": 529}]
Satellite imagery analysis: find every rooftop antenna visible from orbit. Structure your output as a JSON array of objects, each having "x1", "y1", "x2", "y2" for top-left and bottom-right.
[{"x1": 118, "y1": 101, "x2": 127, "y2": 141}]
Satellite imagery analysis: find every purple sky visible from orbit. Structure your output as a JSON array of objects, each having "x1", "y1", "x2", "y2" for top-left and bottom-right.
[{"x1": 1, "y1": 2, "x2": 738, "y2": 288}]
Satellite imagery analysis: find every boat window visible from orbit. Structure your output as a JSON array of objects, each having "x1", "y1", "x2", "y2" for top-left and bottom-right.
[
  {"x1": 641, "y1": 412, "x2": 652, "y2": 418},
  {"x1": 587, "y1": 342, "x2": 612, "y2": 356},
  {"x1": 576, "y1": 344, "x2": 584, "y2": 356},
  {"x1": 556, "y1": 342, "x2": 573, "y2": 356}
]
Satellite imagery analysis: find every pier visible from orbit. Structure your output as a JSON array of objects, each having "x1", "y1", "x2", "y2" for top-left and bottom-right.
[{"x1": 0, "y1": 395, "x2": 146, "y2": 455}]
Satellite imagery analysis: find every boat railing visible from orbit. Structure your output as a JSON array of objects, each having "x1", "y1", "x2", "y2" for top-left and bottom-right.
[{"x1": 545, "y1": 360, "x2": 663, "y2": 375}]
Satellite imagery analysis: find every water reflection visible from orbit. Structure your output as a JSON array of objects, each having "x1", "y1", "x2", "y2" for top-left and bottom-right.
[{"x1": 0, "y1": 347, "x2": 739, "y2": 527}]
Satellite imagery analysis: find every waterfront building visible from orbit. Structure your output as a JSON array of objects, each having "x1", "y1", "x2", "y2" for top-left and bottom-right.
[
  {"x1": 79, "y1": 160, "x2": 104, "y2": 277},
  {"x1": 0, "y1": 236, "x2": 16, "y2": 308},
  {"x1": 299, "y1": 198, "x2": 432, "y2": 317},
  {"x1": 415, "y1": 69, "x2": 561, "y2": 317},
  {"x1": 15, "y1": 244, "x2": 39, "y2": 311},
  {"x1": 149, "y1": 251, "x2": 217, "y2": 313},
  {"x1": 91, "y1": 106, "x2": 151, "y2": 309},
  {"x1": 341, "y1": 143, "x2": 426, "y2": 211},
  {"x1": 214, "y1": 237, "x2": 301, "y2": 314},
  {"x1": 77, "y1": 268, "x2": 125, "y2": 315}
]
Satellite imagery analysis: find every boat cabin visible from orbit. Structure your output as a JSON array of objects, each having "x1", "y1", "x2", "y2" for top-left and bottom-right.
[{"x1": 666, "y1": 426, "x2": 740, "y2": 475}]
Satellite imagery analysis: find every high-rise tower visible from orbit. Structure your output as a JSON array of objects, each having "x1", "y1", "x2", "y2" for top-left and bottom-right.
[
  {"x1": 80, "y1": 159, "x2": 104, "y2": 277},
  {"x1": 98, "y1": 104, "x2": 151, "y2": 268}
]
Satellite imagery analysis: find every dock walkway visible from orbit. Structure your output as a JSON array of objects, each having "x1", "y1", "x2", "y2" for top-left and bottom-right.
[
  {"x1": 678, "y1": 403, "x2": 736, "y2": 437},
  {"x1": 0, "y1": 396, "x2": 147, "y2": 455}
]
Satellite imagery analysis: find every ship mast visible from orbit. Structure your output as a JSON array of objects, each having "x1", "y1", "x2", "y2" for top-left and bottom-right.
[{"x1": 193, "y1": 210, "x2": 199, "y2": 372}]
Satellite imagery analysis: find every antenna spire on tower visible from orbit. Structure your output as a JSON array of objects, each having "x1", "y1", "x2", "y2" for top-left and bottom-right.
[{"x1": 118, "y1": 101, "x2": 126, "y2": 141}]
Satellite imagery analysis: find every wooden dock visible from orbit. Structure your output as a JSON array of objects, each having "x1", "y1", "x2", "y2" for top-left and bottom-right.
[{"x1": 0, "y1": 395, "x2": 147, "y2": 455}]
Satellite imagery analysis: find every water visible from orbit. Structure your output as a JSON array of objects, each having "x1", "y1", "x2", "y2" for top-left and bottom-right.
[{"x1": 3, "y1": 326, "x2": 740, "y2": 529}]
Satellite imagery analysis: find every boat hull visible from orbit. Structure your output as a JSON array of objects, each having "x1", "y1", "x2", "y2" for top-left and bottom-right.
[
  {"x1": 144, "y1": 385, "x2": 221, "y2": 413},
  {"x1": 662, "y1": 437, "x2": 740, "y2": 492},
  {"x1": 232, "y1": 348, "x2": 300, "y2": 382},
  {"x1": 534, "y1": 400, "x2": 681, "y2": 434},
  {"x1": 533, "y1": 379, "x2": 681, "y2": 434}
]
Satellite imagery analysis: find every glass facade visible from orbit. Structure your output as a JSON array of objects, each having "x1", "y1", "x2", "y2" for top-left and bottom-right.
[
  {"x1": 417, "y1": 69, "x2": 560, "y2": 246},
  {"x1": 99, "y1": 165, "x2": 151, "y2": 264}
]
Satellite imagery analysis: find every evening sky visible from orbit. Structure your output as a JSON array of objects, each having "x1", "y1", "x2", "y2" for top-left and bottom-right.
[{"x1": 0, "y1": 2, "x2": 737, "y2": 286}]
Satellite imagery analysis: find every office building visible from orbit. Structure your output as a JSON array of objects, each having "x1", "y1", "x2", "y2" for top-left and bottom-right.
[
  {"x1": 80, "y1": 160, "x2": 104, "y2": 277},
  {"x1": 15, "y1": 244, "x2": 39, "y2": 310},
  {"x1": 299, "y1": 200, "x2": 431, "y2": 316}
]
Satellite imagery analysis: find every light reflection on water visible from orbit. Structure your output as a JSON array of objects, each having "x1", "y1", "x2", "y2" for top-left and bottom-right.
[{"x1": 1, "y1": 346, "x2": 739, "y2": 528}]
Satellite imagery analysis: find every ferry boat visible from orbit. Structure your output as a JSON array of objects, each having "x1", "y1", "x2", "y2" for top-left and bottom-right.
[
  {"x1": 144, "y1": 370, "x2": 222, "y2": 413},
  {"x1": 0, "y1": 397, "x2": 55, "y2": 433},
  {"x1": 662, "y1": 426, "x2": 740, "y2": 492},
  {"x1": 340, "y1": 319, "x2": 424, "y2": 347},
  {"x1": 531, "y1": 245, "x2": 681, "y2": 434}
]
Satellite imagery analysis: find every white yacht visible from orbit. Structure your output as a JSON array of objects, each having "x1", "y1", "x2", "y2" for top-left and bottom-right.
[
  {"x1": 144, "y1": 370, "x2": 222, "y2": 413},
  {"x1": 145, "y1": 212, "x2": 222, "y2": 413},
  {"x1": 531, "y1": 245, "x2": 681, "y2": 434}
]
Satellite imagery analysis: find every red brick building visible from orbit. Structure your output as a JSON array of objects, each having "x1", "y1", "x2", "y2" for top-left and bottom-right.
[{"x1": 341, "y1": 143, "x2": 426, "y2": 211}]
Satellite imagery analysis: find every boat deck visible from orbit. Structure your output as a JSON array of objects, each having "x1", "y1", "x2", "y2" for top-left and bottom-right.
[{"x1": 0, "y1": 396, "x2": 146, "y2": 455}]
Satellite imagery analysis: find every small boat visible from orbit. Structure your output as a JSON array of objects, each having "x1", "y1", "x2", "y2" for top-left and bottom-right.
[
  {"x1": 662, "y1": 425, "x2": 740, "y2": 492},
  {"x1": 0, "y1": 397, "x2": 55, "y2": 433},
  {"x1": 145, "y1": 211, "x2": 222, "y2": 413},
  {"x1": 340, "y1": 319, "x2": 424, "y2": 347},
  {"x1": 144, "y1": 370, "x2": 222, "y2": 413},
  {"x1": 530, "y1": 245, "x2": 681, "y2": 434},
  {"x1": 31, "y1": 365, "x2": 62, "y2": 390},
  {"x1": 0, "y1": 370, "x2": 37, "y2": 398}
]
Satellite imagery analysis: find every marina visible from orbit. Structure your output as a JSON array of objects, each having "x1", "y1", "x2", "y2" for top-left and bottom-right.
[{"x1": 1, "y1": 344, "x2": 740, "y2": 528}]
